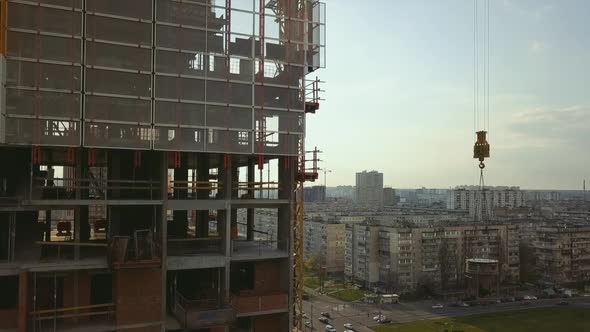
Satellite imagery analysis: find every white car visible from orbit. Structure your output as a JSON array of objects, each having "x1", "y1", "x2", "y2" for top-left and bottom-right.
[
  {"x1": 305, "y1": 321, "x2": 312, "y2": 328},
  {"x1": 373, "y1": 314, "x2": 386, "y2": 321},
  {"x1": 344, "y1": 322, "x2": 354, "y2": 329},
  {"x1": 431, "y1": 304, "x2": 444, "y2": 309},
  {"x1": 345, "y1": 330, "x2": 355, "y2": 332},
  {"x1": 325, "y1": 325, "x2": 336, "y2": 332}
]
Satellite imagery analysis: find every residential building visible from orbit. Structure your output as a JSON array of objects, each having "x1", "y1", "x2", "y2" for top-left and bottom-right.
[
  {"x1": 447, "y1": 186, "x2": 526, "y2": 219},
  {"x1": 534, "y1": 224, "x2": 590, "y2": 285},
  {"x1": 346, "y1": 223, "x2": 520, "y2": 292},
  {"x1": 355, "y1": 171, "x2": 384, "y2": 208},
  {"x1": 383, "y1": 187, "x2": 397, "y2": 206},
  {"x1": 304, "y1": 185, "x2": 326, "y2": 202},
  {"x1": 344, "y1": 224, "x2": 380, "y2": 286},
  {"x1": 303, "y1": 220, "x2": 345, "y2": 274}
]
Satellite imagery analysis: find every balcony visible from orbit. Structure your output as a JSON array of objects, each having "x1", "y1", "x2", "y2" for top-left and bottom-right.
[
  {"x1": 230, "y1": 292, "x2": 288, "y2": 317},
  {"x1": 173, "y1": 291, "x2": 234, "y2": 329}
]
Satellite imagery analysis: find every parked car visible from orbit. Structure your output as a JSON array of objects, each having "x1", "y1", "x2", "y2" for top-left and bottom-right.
[
  {"x1": 325, "y1": 325, "x2": 336, "y2": 332},
  {"x1": 460, "y1": 302, "x2": 470, "y2": 307},
  {"x1": 379, "y1": 318, "x2": 392, "y2": 324},
  {"x1": 305, "y1": 321, "x2": 312, "y2": 328},
  {"x1": 321, "y1": 312, "x2": 332, "y2": 319},
  {"x1": 344, "y1": 323, "x2": 354, "y2": 329},
  {"x1": 431, "y1": 304, "x2": 444, "y2": 309},
  {"x1": 303, "y1": 313, "x2": 309, "y2": 319},
  {"x1": 319, "y1": 317, "x2": 329, "y2": 324}
]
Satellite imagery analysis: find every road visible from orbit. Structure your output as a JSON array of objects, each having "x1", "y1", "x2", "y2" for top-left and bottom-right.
[{"x1": 303, "y1": 293, "x2": 590, "y2": 332}]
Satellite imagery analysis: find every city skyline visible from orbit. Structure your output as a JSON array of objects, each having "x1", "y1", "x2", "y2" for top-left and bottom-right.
[{"x1": 306, "y1": 0, "x2": 589, "y2": 190}]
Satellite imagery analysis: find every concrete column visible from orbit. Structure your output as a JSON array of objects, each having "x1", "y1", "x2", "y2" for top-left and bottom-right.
[
  {"x1": 44, "y1": 209, "x2": 51, "y2": 242},
  {"x1": 277, "y1": 156, "x2": 295, "y2": 251},
  {"x1": 18, "y1": 272, "x2": 27, "y2": 332},
  {"x1": 160, "y1": 152, "x2": 168, "y2": 332}
]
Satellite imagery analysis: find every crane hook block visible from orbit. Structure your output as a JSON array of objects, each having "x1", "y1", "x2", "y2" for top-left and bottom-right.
[{"x1": 473, "y1": 131, "x2": 490, "y2": 163}]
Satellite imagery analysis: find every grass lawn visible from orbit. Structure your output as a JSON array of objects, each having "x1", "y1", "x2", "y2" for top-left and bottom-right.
[
  {"x1": 304, "y1": 276, "x2": 320, "y2": 289},
  {"x1": 371, "y1": 307, "x2": 590, "y2": 332},
  {"x1": 329, "y1": 288, "x2": 370, "y2": 302}
]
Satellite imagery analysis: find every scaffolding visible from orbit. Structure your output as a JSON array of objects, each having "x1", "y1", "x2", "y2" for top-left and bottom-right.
[{"x1": 1, "y1": 0, "x2": 326, "y2": 156}]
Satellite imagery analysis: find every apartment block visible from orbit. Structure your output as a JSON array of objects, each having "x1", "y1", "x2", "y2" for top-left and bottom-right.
[
  {"x1": 448, "y1": 186, "x2": 526, "y2": 218},
  {"x1": 534, "y1": 224, "x2": 590, "y2": 285},
  {"x1": 303, "y1": 220, "x2": 345, "y2": 274},
  {"x1": 355, "y1": 171, "x2": 384, "y2": 208},
  {"x1": 346, "y1": 223, "x2": 519, "y2": 292},
  {"x1": 0, "y1": 0, "x2": 325, "y2": 331},
  {"x1": 344, "y1": 224, "x2": 380, "y2": 286}
]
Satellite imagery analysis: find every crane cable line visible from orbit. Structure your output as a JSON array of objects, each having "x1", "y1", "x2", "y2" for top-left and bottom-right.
[{"x1": 473, "y1": 0, "x2": 491, "y2": 222}]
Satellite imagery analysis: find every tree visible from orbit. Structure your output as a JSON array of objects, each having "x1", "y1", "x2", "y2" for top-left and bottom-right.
[{"x1": 439, "y1": 238, "x2": 449, "y2": 290}]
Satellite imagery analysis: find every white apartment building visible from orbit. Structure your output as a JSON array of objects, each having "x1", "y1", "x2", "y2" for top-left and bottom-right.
[
  {"x1": 448, "y1": 186, "x2": 526, "y2": 218},
  {"x1": 345, "y1": 224, "x2": 380, "y2": 286},
  {"x1": 355, "y1": 171, "x2": 384, "y2": 208}
]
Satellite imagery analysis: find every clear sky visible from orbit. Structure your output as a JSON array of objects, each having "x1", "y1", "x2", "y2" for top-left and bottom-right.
[{"x1": 305, "y1": 0, "x2": 589, "y2": 190}]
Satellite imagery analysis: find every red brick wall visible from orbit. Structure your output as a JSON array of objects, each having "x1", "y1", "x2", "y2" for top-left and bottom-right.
[
  {"x1": 253, "y1": 313, "x2": 284, "y2": 332},
  {"x1": 114, "y1": 268, "x2": 161, "y2": 327},
  {"x1": 0, "y1": 309, "x2": 17, "y2": 328},
  {"x1": 62, "y1": 271, "x2": 92, "y2": 323},
  {"x1": 254, "y1": 261, "x2": 281, "y2": 293}
]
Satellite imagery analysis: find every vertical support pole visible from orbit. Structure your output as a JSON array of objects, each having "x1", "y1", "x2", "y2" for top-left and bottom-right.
[
  {"x1": 160, "y1": 152, "x2": 168, "y2": 332},
  {"x1": 196, "y1": 155, "x2": 210, "y2": 238},
  {"x1": 18, "y1": 271, "x2": 27, "y2": 332},
  {"x1": 247, "y1": 157, "x2": 255, "y2": 240}
]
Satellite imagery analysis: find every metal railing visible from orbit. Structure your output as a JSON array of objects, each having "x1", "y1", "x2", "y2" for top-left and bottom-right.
[
  {"x1": 32, "y1": 177, "x2": 161, "y2": 200},
  {"x1": 30, "y1": 303, "x2": 114, "y2": 332},
  {"x1": 167, "y1": 237, "x2": 223, "y2": 256},
  {"x1": 230, "y1": 292, "x2": 288, "y2": 314},
  {"x1": 174, "y1": 291, "x2": 233, "y2": 329},
  {"x1": 232, "y1": 239, "x2": 287, "y2": 257}
]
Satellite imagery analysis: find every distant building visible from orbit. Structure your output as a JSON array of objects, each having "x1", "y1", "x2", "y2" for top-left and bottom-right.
[
  {"x1": 304, "y1": 185, "x2": 326, "y2": 202},
  {"x1": 447, "y1": 186, "x2": 526, "y2": 219},
  {"x1": 304, "y1": 220, "x2": 345, "y2": 274},
  {"x1": 532, "y1": 191, "x2": 561, "y2": 201},
  {"x1": 355, "y1": 171, "x2": 384, "y2": 207},
  {"x1": 383, "y1": 187, "x2": 396, "y2": 206}
]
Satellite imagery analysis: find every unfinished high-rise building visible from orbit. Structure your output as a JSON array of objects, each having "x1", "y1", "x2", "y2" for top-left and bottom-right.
[{"x1": 0, "y1": 0, "x2": 325, "y2": 331}]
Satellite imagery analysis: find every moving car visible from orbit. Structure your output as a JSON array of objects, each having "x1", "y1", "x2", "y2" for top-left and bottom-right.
[
  {"x1": 373, "y1": 314, "x2": 386, "y2": 321},
  {"x1": 558, "y1": 301, "x2": 569, "y2": 305},
  {"x1": 431, "y1": 304, "x2": 444, "y2": 309}
]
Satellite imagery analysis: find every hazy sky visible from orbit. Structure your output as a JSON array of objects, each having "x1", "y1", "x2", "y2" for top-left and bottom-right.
[{"x1": 305, "y1": 0, "x2": 589, "y2": 190}]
